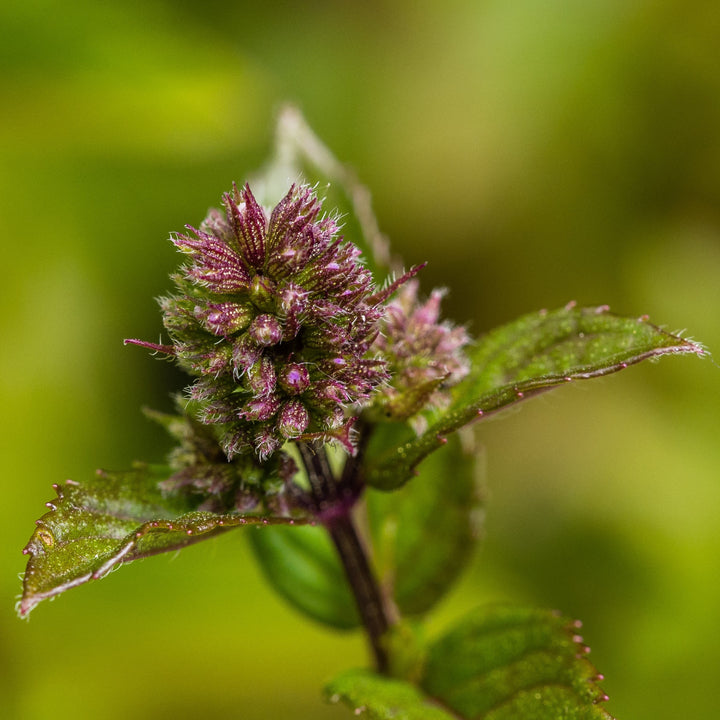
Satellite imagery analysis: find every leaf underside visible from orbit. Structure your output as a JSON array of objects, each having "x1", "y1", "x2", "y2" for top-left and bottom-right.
[
  {"x1": 19, "y1": 465, "x2": 307, "y2": 616},
  {"x1": 248, "y1": 523, "x2": 360, "y2": 629},
  {"x1": 327, "y1": 606, "x2": 614, "y2": 720},
  {"x1": 368, "y1": 432, "x2": 483, "y2": 617},
  {"x1": 366, "y1": 305, "x2": 704, "y2": 489}
]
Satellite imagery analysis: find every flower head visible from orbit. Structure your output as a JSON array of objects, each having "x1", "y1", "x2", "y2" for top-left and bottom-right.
[
  {"x1": 130, "y1": 183, "x2": 388, "y2": 459},
  {"x1": 372, "y1": 280, "x2": 470, "y2": 433}
]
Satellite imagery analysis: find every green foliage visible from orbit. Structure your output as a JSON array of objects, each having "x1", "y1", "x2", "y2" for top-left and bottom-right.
[
  {"x1": 367, "y1": 432, "x2": 483, "y2": 616},
  {"x1": 327, "y1": 670, "x2": 455, "y2": 720},
  {"x1": 366, "y1": 305, "x2": 703, "y2": 490},
  {"x1": 327, "y1": 606, "x2": 613, "y2": 720},
  {"x1": 423, "y1": 607, "x2": 612, "y2": 719},
  {"x1": 249, "y1": 524, "x2": 360, "y2": 629},
  {"x1": 17, "y1": 108, "x2": 708, "y2": 720},
  {"x1": 246, "y1": 432, "x2": 482, "y2": 630},
  {"x1": 20, "y1": 464, "x2": 306, "y2": 617}
]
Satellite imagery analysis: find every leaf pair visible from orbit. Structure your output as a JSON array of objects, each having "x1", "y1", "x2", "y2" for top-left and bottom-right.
[
  {"x1": 250, "y1": 430, "x2": 483, "y2": 629},
  {"x1": 19, "y1": 305, "x2": 703, "y2": 619},
  {"x1": 327, "y1": 606, "x2": 613, "y2": 720}
]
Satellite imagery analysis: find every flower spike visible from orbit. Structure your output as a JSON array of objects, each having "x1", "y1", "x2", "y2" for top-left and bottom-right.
[{"x1": 129, "y1": 184, "x2": 389, "y2": 459}]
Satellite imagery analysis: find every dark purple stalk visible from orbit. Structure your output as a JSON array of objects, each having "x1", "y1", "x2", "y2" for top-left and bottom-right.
[
  {"x1": 326, "y1": 512, "x2": 390, "y2": 673},
  {"x1": 297, "y1": 437, "x2": 393, "y2": 674}
]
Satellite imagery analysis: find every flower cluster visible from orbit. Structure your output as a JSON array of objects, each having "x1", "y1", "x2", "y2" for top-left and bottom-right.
[
  {"x1": 145, "y1": 406, "x2": 297, "y2": 514},
  {"x1": 132, "y1": 184, "x2": 387, "y2": 459},
  {"x1": 372, "y1": 280, "x2": 470, "y2": 433},
  {"x1": 128, "y1": 182, "x2": 470, "y2": 461}
]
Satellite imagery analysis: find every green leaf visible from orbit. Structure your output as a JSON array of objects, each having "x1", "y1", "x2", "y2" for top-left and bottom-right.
[
  {"x1": 327, "y1": 606, "x2": 614, "y2": 720},
  {"x1": 366, "y1": 305, "x2": 704, "y2": 489},
  {"x1": 422, "y1": 606, "x2": 613, "y2": 719},
  {"x1": 19, "y1": 464, "x2": 306, "y2": 617},
  {"x1": 248, "y1": 523, "x2": 360, "y2": 629},
  {"x1": 326, "y1": 669, "x2": 455, "y2": 720},
  {"x1": 367, "y1": 432, "x2": 483, "y2": 616}
]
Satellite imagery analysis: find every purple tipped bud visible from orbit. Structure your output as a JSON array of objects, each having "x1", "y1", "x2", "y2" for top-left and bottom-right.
[
  {"x1": 247, "y1": 356, "x2": 277, "y2": 396},
  {"x1": 227, "y1": 183, "x2": 267, "y2": 269},
  {"x1": 277, "y1": 400, "x2": 310, "y2": 439},
  {"x1": 372, "y1": 280, "x2": 469, "y2": 429},
  {"x1": 313, "y1": 381, "x2": 350, "y2": 404},
  {"x1": 201, "y1": 346, "x2": 233, "y2": 375},
  {"x1": 278, "y1": 283, "x2": 308, "y2": 340},
  {"x1": 194, "y1": 301, "x2": 252, "y2": 336},
  {"x1": 174, "y1": 232, "x2": 250, "y2": 293},
  {"x1": 222, "y1": 431, "x2": 250, "y2": 461},
  {"x1": 254, "y1": 430, "x2": 282, "y2": 461},
  {"x1": 232, "y1": 335, "x2": 261, "y2": 373},
  {"x1": 324, "y1": 406, "x2": 345, "y2": 430},
  {"x1": 278, "y1": 363, "x2": 310, "y2": 395},
  {"x1": 249, "y1": 314, "x2": 283, "y2": 347},
  {"x1": 239, "y1": 395, "x2": 280, "y2": 422},
  {"x1": 279, "y1": 283, "x2": 308, "y2": 313},
  {"x1": 414, "y1": 289, "x2": 443, "y2": 325}
]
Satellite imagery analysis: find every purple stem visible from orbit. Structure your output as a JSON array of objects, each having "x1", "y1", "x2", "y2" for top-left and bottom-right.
[{"x1": 297, "y1": 437, "x2": 392, "y2": 673}]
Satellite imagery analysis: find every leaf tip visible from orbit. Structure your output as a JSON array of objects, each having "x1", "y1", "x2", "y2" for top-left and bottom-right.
[{"x1": 15, "y1": 597, "x2": 32, "y2": 620}]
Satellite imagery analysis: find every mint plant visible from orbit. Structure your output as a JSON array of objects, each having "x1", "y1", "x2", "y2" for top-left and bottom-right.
[{"x1": 19, "y1": 107, "x2": 705, "y2": 719}]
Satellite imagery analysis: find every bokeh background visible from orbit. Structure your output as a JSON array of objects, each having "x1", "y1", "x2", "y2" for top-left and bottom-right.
[{"x1": 2, "y1": 1, "x2": 719, "y2": 718}]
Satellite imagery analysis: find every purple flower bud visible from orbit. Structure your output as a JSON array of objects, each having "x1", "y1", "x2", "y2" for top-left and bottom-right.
[
  {"x1": 278, "y1": 363, "x2": 310, "y2": 395},
  {"x1": 312, "y1": 381, "x2": 351, "y2": 404},
  {"x1": 249, "y1": 314, "x2": 283, "y2": 347},
  {"x1": 194, "y1": 301, "x2": 253, "y2": 336},
  {"x1": 324, "y1": 406, "x2": 345, "y2": 430},
  {"x1": 277, "y1": 283, "x2": 308, "y2": 341},
  {"x1": 232, "y1": 335, "x2": 261, "y2": 374},
  {"x1": 277, "y1": 400, "x2": 310, "y2": 439},
  {"x1": 253, "y1": 430, "x2": 282, "y2": 461},
  {"x1": 239, "y1": 395, "x2": 281, "y2": 422},
  {"x1": 221, "y1": 431, "x2": 250, "y2": 460},
  {"x1": 372, "y1": 280, "x2": 470, "y2": 430},
  {"x1": 247, "y1": 357, "x2": 277, "y2": 396},
  {"x1": 278, "y1": 283, "x2": 307, "y2": 313},
  {"x1": 226, "y1": 184, "x2": 267, "y2": 270},
  {"x1": 174, "y1": 231, "x2": 250, "y2": 293}
]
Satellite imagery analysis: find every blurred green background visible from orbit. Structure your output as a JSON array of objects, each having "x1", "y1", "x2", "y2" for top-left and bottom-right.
[{"x1": 2, "y1": 0, "x2": 719, "y2": 718}]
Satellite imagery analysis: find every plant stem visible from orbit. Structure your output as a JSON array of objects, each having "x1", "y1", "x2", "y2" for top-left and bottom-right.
[
  {"x1": 326, "y1": 511, "x2": 391, "y2": 674},
  {"x1": 297, "y1": 437, "x2": 394, "y2": 674}
]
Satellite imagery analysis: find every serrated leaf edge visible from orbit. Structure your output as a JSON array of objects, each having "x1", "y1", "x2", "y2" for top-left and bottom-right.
[
  {"x1": 19, "y1": 478, "x2": 312, "y2": 617},
  {"x1": 367, "y1": 311, "x2": 705, "y2": 489}
]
